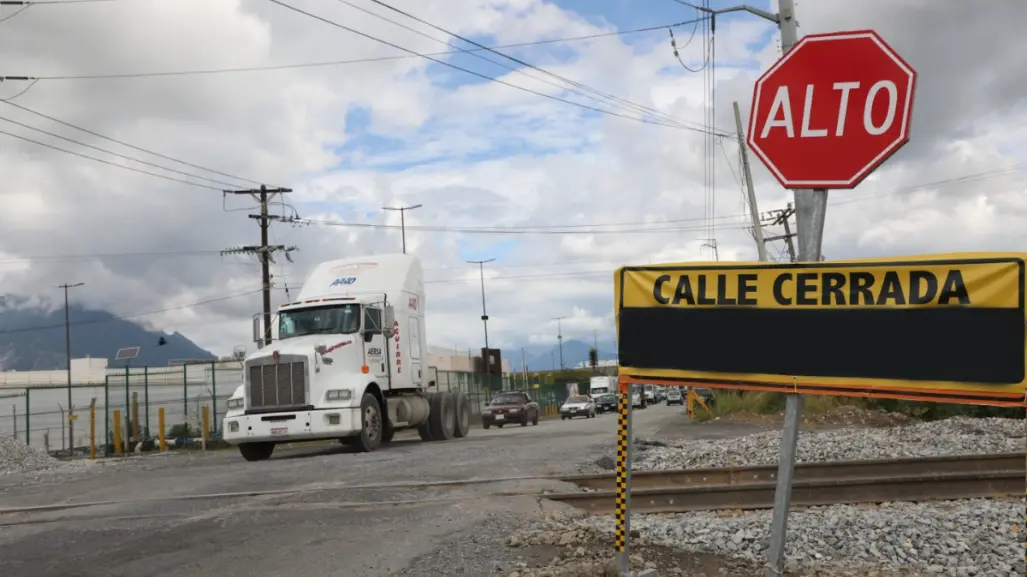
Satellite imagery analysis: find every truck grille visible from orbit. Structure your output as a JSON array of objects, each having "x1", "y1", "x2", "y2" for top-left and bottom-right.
[{"x1": 247, "y1": 360, "x2": 307, "y2": 410}]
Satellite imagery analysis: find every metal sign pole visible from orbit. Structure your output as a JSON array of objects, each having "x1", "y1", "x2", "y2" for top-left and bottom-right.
[
  {"x1": 764, "y1": 1, "x2": 825, "y2": 575},
  {"x1": 614, "y1": 377, "x2": 634, "y2": 576}
]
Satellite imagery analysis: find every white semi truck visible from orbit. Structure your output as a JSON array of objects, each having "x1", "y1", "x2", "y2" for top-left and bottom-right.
[{"x1": 222, "y1": 254, "x2": 472, "y2": 461}]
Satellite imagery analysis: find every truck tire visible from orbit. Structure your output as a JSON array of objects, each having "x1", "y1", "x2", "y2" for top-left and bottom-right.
[
  {"x1": 452, "y1": 392, "x2": 471, "y2": 438},
  {"x1": 418, "y1": 392, "x2": 436, "y2": 441},
  {"x1": 382, "y1": 417, "x2": 395, "y2": 443},
  {"x1": 239, "y1": 442, "x2": 274, "y2": 462},
  {"x1": 429, "y1": 391, "x2": 456, "y2": 441},
  {"x1": 354, "y1": 392, "x2": 383, "y2": 452}
]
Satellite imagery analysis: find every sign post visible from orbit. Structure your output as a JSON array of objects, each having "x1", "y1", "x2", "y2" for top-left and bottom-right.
[
  {"x1": 745, "y1": 22, "x2": 917, "y2": 575},
  {"x1": 613, "y1": 377, "x2": 634, "y2": 576}
]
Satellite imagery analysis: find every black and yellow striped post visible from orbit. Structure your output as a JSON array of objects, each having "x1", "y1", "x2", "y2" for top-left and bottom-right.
[{"x1": 614, "y1": 376, "x2": 634, "y2": 575}]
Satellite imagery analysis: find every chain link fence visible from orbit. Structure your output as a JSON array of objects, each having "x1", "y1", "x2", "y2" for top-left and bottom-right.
[{"x1": 1, "y1": 363, "x2": 612, "y2": 455}]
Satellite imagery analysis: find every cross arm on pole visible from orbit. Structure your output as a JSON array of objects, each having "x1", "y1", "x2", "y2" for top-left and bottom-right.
[{"x1": 695, "y1": 4, "x2": 779, "y2": 24}]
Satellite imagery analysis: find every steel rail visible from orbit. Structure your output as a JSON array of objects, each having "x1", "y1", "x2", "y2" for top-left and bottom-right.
[
  {"x1": 548, "y1": 469, "x2": 1023, "y2": 514},
  {"x1": 559, "y1": 452, "x2": 1024, "y2": 490}
]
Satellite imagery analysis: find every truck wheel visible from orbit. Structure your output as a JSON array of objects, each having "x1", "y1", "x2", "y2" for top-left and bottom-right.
[
  {"x1": 355, "y1": 392, "x2": 383, "y2": 452},
  {"x1": 417, "y1": 392, "x2": 436, "y2": 441},
  {"x1": 452, "y1": 392, "x2": 471, "y2": 438},
  {"x1": 532, "y1": 410, "x2": 539, "y2": 425},
  {"x1": 239, "y1": 442, "x2": 274, "y2": 462},
  {"x1": 382, "y1": 418, "x2": 395, "y2": 444},
  {"x1": 428, "y1": 391, "x2": 456, "y2": 441}
]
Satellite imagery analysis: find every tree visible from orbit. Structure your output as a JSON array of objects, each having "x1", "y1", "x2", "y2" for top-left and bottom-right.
[{"x1": 588, "y1": 347, "x2": 599, "y2": 373}]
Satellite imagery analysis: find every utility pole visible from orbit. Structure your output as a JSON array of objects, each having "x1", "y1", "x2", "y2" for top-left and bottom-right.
[
  {"x1": 467, "y1": 258, "x2": 495, "y2": 374},
  {"x1": 692, "y1": 2, "x2": 812, "y2": 576},
  {"x1": 58, "y1": 282, "x2": 84, "y2": 456},
  {"x1": 381, "y1": 204, "x2": 422, "y2": 254},
  {"x1": 763, "y1": 204, "x2": 797, "y2": 262},
  {"x1": 553, "y1": 316, "x2": 567, "y2": 370},
  {"x1": 222, "y1": 185, "x2": 296, "y2": 347},
  {"x1": 733, "y1": 101, "x2": 767, "y2": 262}
]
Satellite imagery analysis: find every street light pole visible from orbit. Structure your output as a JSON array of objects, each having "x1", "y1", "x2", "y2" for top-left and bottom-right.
[
  {"x1": 382, "y1": 204, "x2": 423, "y2": 254},
  {"x1": 58, "y1": 282, "x2": 84, "y2": 456},
  {"x1": 553, "y1": 316, "x2": 567, "y2": 370},
  {"x1": 467, "y1": 258, "x2": 495, "y2": 373}
]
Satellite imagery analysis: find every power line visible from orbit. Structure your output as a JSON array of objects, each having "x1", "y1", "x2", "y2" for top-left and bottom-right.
[
  {"x1": 360, "y1": 0, "x2": 717, "y2": 134},
  {"x1": 0, "y1": 128, "x2": 223, "y2": 190},
  {"x1": 0, "y1": 114, "x2": 244, "y2": 188},
  {"x1": 292, "y1": 216, "x2": 751, "y2": 235},
  {"x1": 0, "y1": 289, "x2": 263, "y2": 335},
  {"x1": 1, "y1": 23, "x2": 700, "y2": 81},
  {"x1": 0, "y1": 99, "x2": 268, "y2": 187},
  {"x1": 268, "y1": 0, "x2": 723, "y2": 134}
]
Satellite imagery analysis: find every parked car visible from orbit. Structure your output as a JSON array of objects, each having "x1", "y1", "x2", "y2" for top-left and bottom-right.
[
  {"x1": 642, "y1": 384, "x2": 656, "y2": 404},
  {"x1": 594, "y1": 393, "x2": 618, "y2": 413},
  {"x1": 655, "y1": 386, "x2": 667, "y2": 403},
  {"x1": 693, "y1": 387, "x2": 716, "y2": 406},
  {"x1": 482, "y1": 391, "x2": 540, "y2": 429},
  {"x1": 560, "y1": 395, "x2": 596, "y2": 419},
  {"x1": 666, "y1": 388, "x2": 684, "y2": 405}
]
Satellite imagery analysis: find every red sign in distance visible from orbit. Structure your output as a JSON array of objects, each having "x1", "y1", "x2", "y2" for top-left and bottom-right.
[{"x1": 747, "y1": 30, "x2": 917, "y2": 190}]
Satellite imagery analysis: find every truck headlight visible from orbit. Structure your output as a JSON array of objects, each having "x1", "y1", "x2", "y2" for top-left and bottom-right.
[
  {"x1": 326, "y1": 389, "x2": 352, "y2": 401},
  {"x1": 227, "y1": 398, "x2": 244, "y2": 410}
]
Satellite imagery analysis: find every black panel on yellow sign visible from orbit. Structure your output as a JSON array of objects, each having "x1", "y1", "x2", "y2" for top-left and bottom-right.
[{"x1": 615, "y1": 254, "x2": 1026, "y2": 397}]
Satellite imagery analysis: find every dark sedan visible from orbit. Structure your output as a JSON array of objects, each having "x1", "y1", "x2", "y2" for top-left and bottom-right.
[
  {"x1": 594, "y1": 393, "x2": 619, "y2": 413},
  {"x1": 481, "y1": 391, "x2": 540, "y2": 429}
]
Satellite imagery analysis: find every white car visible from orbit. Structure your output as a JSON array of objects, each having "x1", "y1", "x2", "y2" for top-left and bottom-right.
[
  {"x1": 631, "y1": 390, "x2": 647, "y2": 409},
  {"x1": 560, "y1": 395, "x2": 596, "y2": 419},
  {"x1": 666, "y1": 388, "x2": 684, "y2": 405}
]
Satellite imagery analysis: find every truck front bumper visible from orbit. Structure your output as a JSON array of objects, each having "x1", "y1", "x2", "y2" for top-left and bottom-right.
[{"x1": 223, "y1": 408, "x2": 361, "y2": 444}]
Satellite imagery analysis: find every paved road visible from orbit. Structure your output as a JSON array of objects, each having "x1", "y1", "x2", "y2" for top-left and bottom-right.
[{"x1": 0, "y1": 403, "x2": 760, "y2": 577}]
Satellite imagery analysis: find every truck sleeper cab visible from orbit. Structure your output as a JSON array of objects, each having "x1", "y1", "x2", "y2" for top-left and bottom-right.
[{"x1": 222, "y1": 254, "x2": 473, "y2": 461}]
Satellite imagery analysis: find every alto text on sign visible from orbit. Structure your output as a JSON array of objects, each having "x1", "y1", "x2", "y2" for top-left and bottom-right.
[
  {"x1": 747, "y1": 30, "x2": 917, "y2": 189},
  {"x1": 615, "y1": 254, "x2": 1026, "y2": 406}
]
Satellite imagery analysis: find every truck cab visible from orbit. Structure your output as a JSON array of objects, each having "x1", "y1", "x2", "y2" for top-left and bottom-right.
[{"x1": 222, "y1": 254, "x2": 471, "y2": 460}]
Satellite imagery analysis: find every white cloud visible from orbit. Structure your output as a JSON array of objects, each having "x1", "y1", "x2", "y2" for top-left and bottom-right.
[{"x1": 0, "y1": 0, "x2": 1023, "y2": 357}]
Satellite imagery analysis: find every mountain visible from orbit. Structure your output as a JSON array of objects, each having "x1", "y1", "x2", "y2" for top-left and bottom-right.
[
  {"x1": 515, "y1": 339, "x2": 618, "y2": 371},
  {"x1": 0, "y1": 296, "x2": 216, "y2": 371}
]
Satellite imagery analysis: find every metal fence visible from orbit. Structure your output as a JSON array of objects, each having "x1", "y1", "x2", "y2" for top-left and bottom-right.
[{"x1": 0, "y1": 363, "x2": 589, "y2": 455}]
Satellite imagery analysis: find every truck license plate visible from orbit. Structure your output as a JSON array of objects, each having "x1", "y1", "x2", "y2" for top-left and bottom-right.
[
  {"x1": 271, "y1": 427, "x2": 288, "y2": 436},
  {"x1": 495, "y1": 414, "x2": 505, "y2": 420}
]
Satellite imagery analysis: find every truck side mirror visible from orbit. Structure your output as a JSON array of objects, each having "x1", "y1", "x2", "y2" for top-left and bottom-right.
[
  {"x1": 252, "y1": 314, "x2": 264, "y2": 349},
  {"x1": 382, "y1": 305, "x2": 396, "y2": 338}
]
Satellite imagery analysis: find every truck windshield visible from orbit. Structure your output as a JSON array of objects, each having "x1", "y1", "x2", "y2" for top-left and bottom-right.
[
  {"x1": 591, "y1": 386, "x2": 609, "y2": 394},
  {"x1": 279, "y1": 304, "x2": 361, "y2": 339}
]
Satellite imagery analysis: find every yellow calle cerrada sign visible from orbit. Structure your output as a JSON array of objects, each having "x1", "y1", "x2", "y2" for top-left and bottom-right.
[{"x1": 614, "y1": 253, "x2": 1026, "y2": 406}]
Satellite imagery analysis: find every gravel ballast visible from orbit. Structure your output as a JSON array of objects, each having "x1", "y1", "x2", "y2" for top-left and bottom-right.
[
  {"x1": 576, "y1": 498, "x2": 1026, "y2": 576},
  {"x1": 0, "y1": 436, "x2": 62, "y2": 476},
  {"x1": 624, "y1": 417, "x2": 1025, "y2": 472}
]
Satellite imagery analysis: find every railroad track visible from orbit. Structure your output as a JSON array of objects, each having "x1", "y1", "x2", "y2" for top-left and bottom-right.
[{"x1": 547, "y1": 453, "x2": 1024, "y2": 514}]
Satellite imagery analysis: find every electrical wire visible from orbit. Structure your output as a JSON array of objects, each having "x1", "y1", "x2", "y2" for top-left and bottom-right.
[
  {"x1": 3, "y1": 22, "x2": 703, "y2": 81},
  {"x1": 0, "y1": 114, "x2": 244, "y2": 188},
  {"x1": 0, "y1": 99, "x2": 269, "y2": 187},
  {"x1": 268, "y1": 0, "x2": 723, "y2": 135},
  {"x1": 0, "y1": 289, "x2": 263, "y2": 335},
  {"x1": 294, "y1": 216, "x2": 752, "y2": 236},
  {"x1": 0, "y1": 128, "x2": 222, "y2": 190},
  {"x1": 362, "y1": 0, "x2": 717, "y2": 134}
]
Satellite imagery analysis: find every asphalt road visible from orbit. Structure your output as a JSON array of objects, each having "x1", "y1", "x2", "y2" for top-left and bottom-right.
[{"x1": 0, "y1": 403, "x2": 760, "y2": 577}]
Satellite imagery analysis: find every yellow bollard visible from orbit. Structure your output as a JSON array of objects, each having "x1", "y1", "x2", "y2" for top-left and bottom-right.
[
  {"x1": 89, "y1": 404, "x2": 96, "y2": 460},
  {"x1": 158, "y1": 408, "x2": 167, "y2": 452},
  {"x1": 113, "y1": 410, "x2": 122, "y2": 455}
]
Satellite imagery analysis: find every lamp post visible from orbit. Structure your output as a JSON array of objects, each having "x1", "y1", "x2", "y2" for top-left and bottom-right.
[
  {"x1": 467, "y1": 258, "x2": 495, "y2": 378},
  {"x1": 58, "y1": 282, "x2": 84, "y2": 455},
  {"x1": 381, "y1": 204, "x2": 423, "y2": 254},
  {"x1": 553, "y1": 316, "x2": 567, "y2": 370}
]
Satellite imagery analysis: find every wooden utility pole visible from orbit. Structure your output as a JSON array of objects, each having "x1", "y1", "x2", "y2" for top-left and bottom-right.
[
  {"x1": 762, "y1": 204, "x2": 797, "y2": 263},
  {"x1": 223, "y1": 185, "x2": 297, "y2": 346}
]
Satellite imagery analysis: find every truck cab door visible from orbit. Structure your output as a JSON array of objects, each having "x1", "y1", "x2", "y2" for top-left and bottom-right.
[{"x1": 363, "y1": 307, "x2": 388, "y2": 382}]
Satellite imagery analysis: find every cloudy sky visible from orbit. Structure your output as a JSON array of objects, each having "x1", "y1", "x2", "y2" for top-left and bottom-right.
[{"x1": 0, "y1": 0, "x2": 1024, "y2": 357}]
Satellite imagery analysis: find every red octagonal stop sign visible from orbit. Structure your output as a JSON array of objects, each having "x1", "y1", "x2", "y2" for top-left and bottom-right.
[{"x1": 747, "y1": 30, "x2": 917, "y2": 190}]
